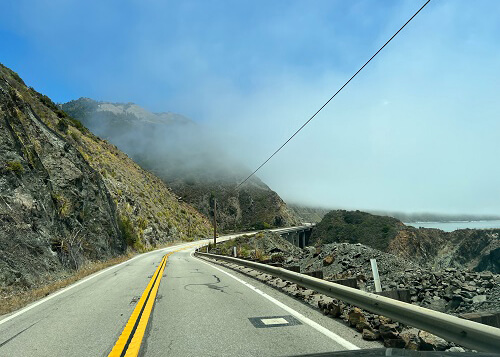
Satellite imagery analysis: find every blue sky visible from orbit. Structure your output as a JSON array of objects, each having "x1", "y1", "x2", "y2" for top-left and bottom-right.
[{"x1": 2, "y1": 0, "x2": 500, "y2": 214}]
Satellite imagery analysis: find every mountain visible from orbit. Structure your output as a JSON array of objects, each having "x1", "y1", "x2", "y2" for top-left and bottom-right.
[
  {"x1": 62, "y1": 98, "x2": 300, "y2": 231},
  {"x1": 310, "y1": 210, "x2": 500, "y2": 272},
  {"x1": 0, "y1": 64, "x2": 211, "y2": 295},
  {"x1": 287, "y1": 204, "x2": 330, "y2": 223}
]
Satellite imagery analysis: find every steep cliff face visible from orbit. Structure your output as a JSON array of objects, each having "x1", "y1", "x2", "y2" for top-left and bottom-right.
[
  {"x1": 62, "y1": 97, "x2": 300, "y2": 231},
  {"x1": 311, "y1": 209, "x2": 500, "y2": 272},
  {"x1": 0, "y1": 64, "x2": 211, "y2": 293},
  {"x1": 0, "y1": 66, "x2": 122, "y2": 289},
  {"x1": 389, "y1": 228, "x2": 500, "y2": 272}
]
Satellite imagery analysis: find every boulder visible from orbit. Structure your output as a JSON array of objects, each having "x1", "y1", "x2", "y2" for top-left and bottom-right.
[
  {"x1": 427, "y1": 297, "x2": 447, "y2": 312},
  {"x1": 362, "y1": 328, "x2": 380, "y2": 341},
  {"x1": 348, "y1": 307, "x2": 365, "y2": 327},
  {"x1": 319, "y1": 300, "x2": 342, "y2": 318},
  {"x1": 355, "y1": 321, "x2": 372, "y2": 333},
  {"x1": 323, "y1": 255, "x2": 334, "y2": 266},
  {"x1": 446, "y1": 347, "x2": 466, "y2": 352},
  {"x1": 400, "y1": 329, "x2": 420, "y2": 350},
  {"x1": 379, "y1": 316, "x2": 392, "y2": 325},
  {"x1": 379, "y1": 323, "x2": 399, "y2": 340},
  {"x1": 313, "y1": 247, "x2": 322, "y2": 257},
  {"x1": 418, "y1": 330, "x2": 449, "y2": 351},
  {"x1": 472, "y1": 294, "x2": 487, "y2": 304},
  {"x1": 383, "y1": 339, "x2": 406, "y2": 348}
]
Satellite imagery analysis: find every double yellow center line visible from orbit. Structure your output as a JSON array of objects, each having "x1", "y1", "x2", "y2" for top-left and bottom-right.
[
  {"x1": 108, "y1": 252, "x2": 170, "y2": 357},
  {"x1": 108, "y1": 245, "x2": 199, "y2": 356}
]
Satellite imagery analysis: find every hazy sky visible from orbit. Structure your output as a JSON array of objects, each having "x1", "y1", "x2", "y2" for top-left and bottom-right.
[{"x1": 1, "y1": 0, "x2": 499, "y2": 214}]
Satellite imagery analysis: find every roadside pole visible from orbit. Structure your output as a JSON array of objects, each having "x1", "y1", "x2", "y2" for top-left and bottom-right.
[
  {"x1": 213, "y1": 198, "x2": 217, "y2": 245},
  {"x1": 370, "y1": 258, "x2": 382, "y2": 292}
]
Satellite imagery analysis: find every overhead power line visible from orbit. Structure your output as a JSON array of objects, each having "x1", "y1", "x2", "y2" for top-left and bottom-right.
[{"x1": 236, "y1": 0, "x2": 431, "y2": 188}]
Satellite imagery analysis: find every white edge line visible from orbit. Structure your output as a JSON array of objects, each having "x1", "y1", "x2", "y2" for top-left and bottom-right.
[
  {"x1": 191, "y1": 251, "x2": 359, "y2": 351},
  {"x1": 0, "y1": 240, "x2": 204, "y2": 326}
]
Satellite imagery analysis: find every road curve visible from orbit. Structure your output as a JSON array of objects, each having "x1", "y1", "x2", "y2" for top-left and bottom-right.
[{"x1": 0, "y1": 232, "x2": 381, "y2": 356}]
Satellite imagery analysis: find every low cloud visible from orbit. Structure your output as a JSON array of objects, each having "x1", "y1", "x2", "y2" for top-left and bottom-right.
[{"x1": 5, "y1": 0, "x2": 500, "y2": 214}]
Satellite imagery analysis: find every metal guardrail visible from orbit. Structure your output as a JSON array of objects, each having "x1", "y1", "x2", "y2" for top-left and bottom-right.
[{"x1": 195, "y1": 251, "x2": 500, "y2": 353}]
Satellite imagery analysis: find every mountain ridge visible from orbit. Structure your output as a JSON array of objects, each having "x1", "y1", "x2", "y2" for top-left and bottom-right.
[{"x1": 62, "y1": 97, "x2": 300, "y2": 231}]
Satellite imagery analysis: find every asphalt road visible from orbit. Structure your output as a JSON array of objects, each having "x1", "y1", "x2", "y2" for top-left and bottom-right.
[{"x1": 0, "y1": 231, "x2": 381, "y2": 356}]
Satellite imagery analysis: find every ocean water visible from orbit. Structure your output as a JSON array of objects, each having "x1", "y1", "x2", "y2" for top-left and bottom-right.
[{"x1": 405, "y1": 220, "x2": 500, "y2": 232}]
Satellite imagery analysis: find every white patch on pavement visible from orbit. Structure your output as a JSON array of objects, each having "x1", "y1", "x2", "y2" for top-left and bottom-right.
[{"x1": 262, "y1": 318, "x2": 289, "y2": 325}]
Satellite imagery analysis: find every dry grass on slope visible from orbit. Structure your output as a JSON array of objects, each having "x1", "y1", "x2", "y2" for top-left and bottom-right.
[{"x1": 76, "y1": 135, "x2": 212, "y2": 248}]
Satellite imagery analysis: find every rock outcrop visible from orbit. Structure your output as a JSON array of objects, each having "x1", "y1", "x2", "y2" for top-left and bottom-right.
[{"x1": 311, "y1": 210, "x2": 500, "y2": 273}]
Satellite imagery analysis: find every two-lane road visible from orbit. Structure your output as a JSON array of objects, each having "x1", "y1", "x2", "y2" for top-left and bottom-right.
[{"x1": 0, "y1": 232, "x2": 381, "y2": 356}]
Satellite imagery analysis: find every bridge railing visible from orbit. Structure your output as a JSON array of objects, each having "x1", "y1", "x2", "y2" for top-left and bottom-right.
[{"x1": 194, "y1": 251, "x2": 500, "y2": 353}]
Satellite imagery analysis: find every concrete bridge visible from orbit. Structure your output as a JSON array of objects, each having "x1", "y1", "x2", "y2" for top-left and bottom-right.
[{"x1": 275, "y1": 224, "x2": 315, "y2": 248}]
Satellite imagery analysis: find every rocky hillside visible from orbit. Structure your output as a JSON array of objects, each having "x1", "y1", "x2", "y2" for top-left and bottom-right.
[
  {"x1": 0, "y1": 64, "x2": 211, "y2": 295},
  {"x1": 62, "y1": 97, "x2": 299, "y2": 231},
  {"x1": 310, "y1": 210, "x2": 500, "y2": 273},
  {"x1": 310, "y1": 210, "x2": 405, "y2": 251}
]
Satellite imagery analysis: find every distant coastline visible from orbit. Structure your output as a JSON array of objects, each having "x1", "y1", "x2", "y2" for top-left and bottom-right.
[{"x1": 405, "y1": 220, "x2": 500, "y2": 232}]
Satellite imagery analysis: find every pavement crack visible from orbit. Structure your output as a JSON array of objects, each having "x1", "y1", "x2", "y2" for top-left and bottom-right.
[
  {"x1": 166, "y1": 339, "x2": 174, "y2": 352},
  {"x1": 0, "y1": 321, "x2": 39, "y2": 348}
]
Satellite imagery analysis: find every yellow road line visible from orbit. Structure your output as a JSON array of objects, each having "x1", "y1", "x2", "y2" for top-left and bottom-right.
[
  {"x1": 108, "y1": 254, "x2": 168, "y2": 357},
  {"x1": 108, "y1": 245, "x2": 196, "y2": 357}
]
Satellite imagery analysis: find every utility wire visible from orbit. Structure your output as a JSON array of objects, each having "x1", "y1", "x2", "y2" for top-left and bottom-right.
[{"x1": 236, "y1": 0, "x2": 431, "y2": 188}]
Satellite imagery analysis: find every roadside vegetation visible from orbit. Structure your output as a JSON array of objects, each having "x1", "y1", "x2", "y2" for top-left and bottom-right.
[{"x1": 0, "y1": 240, "x2": 185, "y2": 316}]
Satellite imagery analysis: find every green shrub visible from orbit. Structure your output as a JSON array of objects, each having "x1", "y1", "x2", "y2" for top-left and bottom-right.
[
  {"x1": 137, "y1": 217, "x2": 148, "y2": 230},
  {"x1": 5, "y1": 161, "x2": 24, "y2": 174},
  {"x1": 70, "y1": 130, "x2": 81, "y2": 142},
  {"x1": 57, "y1": 118, "x2": 69, "y2": 132},
  {"x1": 118, "y1": 215, "x2": 141, "y2": 249},
  {"x1": 67, "y1": 116, "x2": 87, "y2": 132},
  {"x1": 254, "y1": 222, "x2": 272, "y2": 230},
  {"x1": 51, "y1": 192, "x2": 71, "y2": 217}
]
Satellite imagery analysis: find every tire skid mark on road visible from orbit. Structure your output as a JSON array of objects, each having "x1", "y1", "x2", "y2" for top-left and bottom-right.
[{"x1": 0, "y1": 320, "x2": 39, "y2": 348}]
